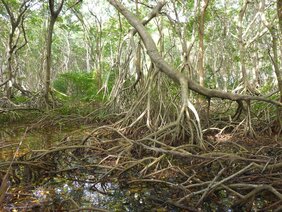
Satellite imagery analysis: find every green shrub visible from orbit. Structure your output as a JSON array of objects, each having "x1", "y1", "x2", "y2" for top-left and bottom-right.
[
  {"x1": 12, "y1": 96, "x2": 30, "y2": 104},
  {"x1": 53, "y1": 71, "x2": 103, "y2": 101}
]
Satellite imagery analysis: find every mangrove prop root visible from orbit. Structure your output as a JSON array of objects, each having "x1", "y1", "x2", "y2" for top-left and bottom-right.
[{"x1": 0, "y1": 123, "x2": 281, "y2": 210}]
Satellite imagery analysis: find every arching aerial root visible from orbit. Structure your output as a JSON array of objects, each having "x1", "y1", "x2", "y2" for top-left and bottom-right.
[{"x1": 1, "y1": 123, "x2": 281, "y2": 210}]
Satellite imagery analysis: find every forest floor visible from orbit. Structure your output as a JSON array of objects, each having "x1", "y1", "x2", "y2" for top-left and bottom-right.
[{"x1": 0, "y1": 107, "x2": 281, "y2": 211}]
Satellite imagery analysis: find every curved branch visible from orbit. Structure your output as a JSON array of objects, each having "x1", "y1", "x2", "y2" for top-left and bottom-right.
[
  {"x1": 0, "y1": 79, "x2": 9, "y2": 87},
  {"x1": 131, "y1": 1, "x2": 166, "y2": 36},
  {"x1": 15, "y1": 15, "x2": 28, "y2": 55},
  {"x1": 49, "y1": 0, "x2": 65, "y2": 19},
  {"x1": 187, "y1": 81, "x2": 281, "y2": 106},
  {"x1": 107, "y1": 0, "x2": 282, "y2": 107}
]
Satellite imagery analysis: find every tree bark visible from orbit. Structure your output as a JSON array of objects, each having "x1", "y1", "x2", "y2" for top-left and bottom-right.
[
  {"x1": 45, "y1": 0, "x2": 64, "y2": 104},
  {"x1": 261, "y1": 0, "x2": 282, "y2": 103},
  {"x1": 45, "y1": 17, "x2": 56, "y2": 104},
  {"x1": 278, "y1": 0, "x2": 282, "y2": 35},
  {"x1": 277, "y1": 0, "x2": 282, "y2": 102},
  {"x1": 197, "y1": 0, "x2": 209, "y2": 86},
  {"x1": 238, "y1": 0, "x2": 249, "y2": 88},
  {"x1": 269, "y1": 28, "x2": 282, "y2": 103},
  {"x1": 1, "y1": 0, "x2": 29, "y2": 99}
]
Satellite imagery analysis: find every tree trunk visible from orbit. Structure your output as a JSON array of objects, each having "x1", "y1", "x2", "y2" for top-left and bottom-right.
[
  {"x1": 238, "y1": 0, "x2": 249, "y2": 89},
  {"x1": 45, "y1": 17, "x2": 55, "y2": 103},
  {"x1": 1, "y1": 0, "x2": 29, "y2": 99},
  {"x1": 278, "y1": 0, "x2": 282, "y2": 36},
  {"x1": 269, "y1": 28, "x2": 282, "y2": 101},
  {"x1": 45, "y1": 0, "x2": 64, "y2": 105},
  {"x1": 277, "y1": 0, "x2": 282, "y2": 102},
  {"x1": 106, "y1": 0, "x2": 281, "y2": 108},
  {"x1": 6, "y1": 31, "x2": 14, "y2": 99},
  {"x1": 197, "y1": 0, "x2": 209, "y2": 87}
]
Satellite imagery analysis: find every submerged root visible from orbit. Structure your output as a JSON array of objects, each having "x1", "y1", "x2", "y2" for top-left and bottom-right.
[{"x1": 0, "y1": 121, "x2": 281, "y2": 210}]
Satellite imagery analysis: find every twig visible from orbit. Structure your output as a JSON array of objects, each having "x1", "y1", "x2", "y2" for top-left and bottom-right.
[
  {"x1": 178, "y1": 163, "x2": 254, "y2": 203},
  {"x1": 196, "y1": 168, "x2": 225, "y2": 206}
]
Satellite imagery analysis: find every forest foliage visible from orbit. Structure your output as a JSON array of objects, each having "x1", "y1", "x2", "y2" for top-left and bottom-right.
[{"x1": 0, "y1": 0, "x2": 282, "y2": 210}]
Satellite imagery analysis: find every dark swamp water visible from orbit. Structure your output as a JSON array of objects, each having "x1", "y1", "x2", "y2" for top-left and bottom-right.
[
  {"x1": 0, "y1": 125, "x2": 276, "y2": 211},
  {"x1": 0, "y1": 126, "x2": 182, "y2": 211}
]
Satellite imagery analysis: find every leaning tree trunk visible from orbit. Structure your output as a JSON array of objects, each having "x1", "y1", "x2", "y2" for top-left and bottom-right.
[
  {"x1": 106, "y1": 0, "x2": 282, "y2": 147},
  {"x1": 107, "y1": 0, "x2": 204, "y2": 145},
  {"x1": 106, "y1": 0, "x2": 282, "y2": 106}
]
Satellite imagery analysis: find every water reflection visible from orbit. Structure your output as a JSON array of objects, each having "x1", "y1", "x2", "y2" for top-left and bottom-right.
[
  {"x1": 1, "y1": 127, "x2": 274, "y2": 211},
  {"x1": 7, "y1": 172, "x2": 180, "y2": 211},
  {"x1": 47, "y1": 177, "x2": 155, "y2": 211},
  {"x1": 0, "y1": 127, "x2": 64, "y2": 161}
]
